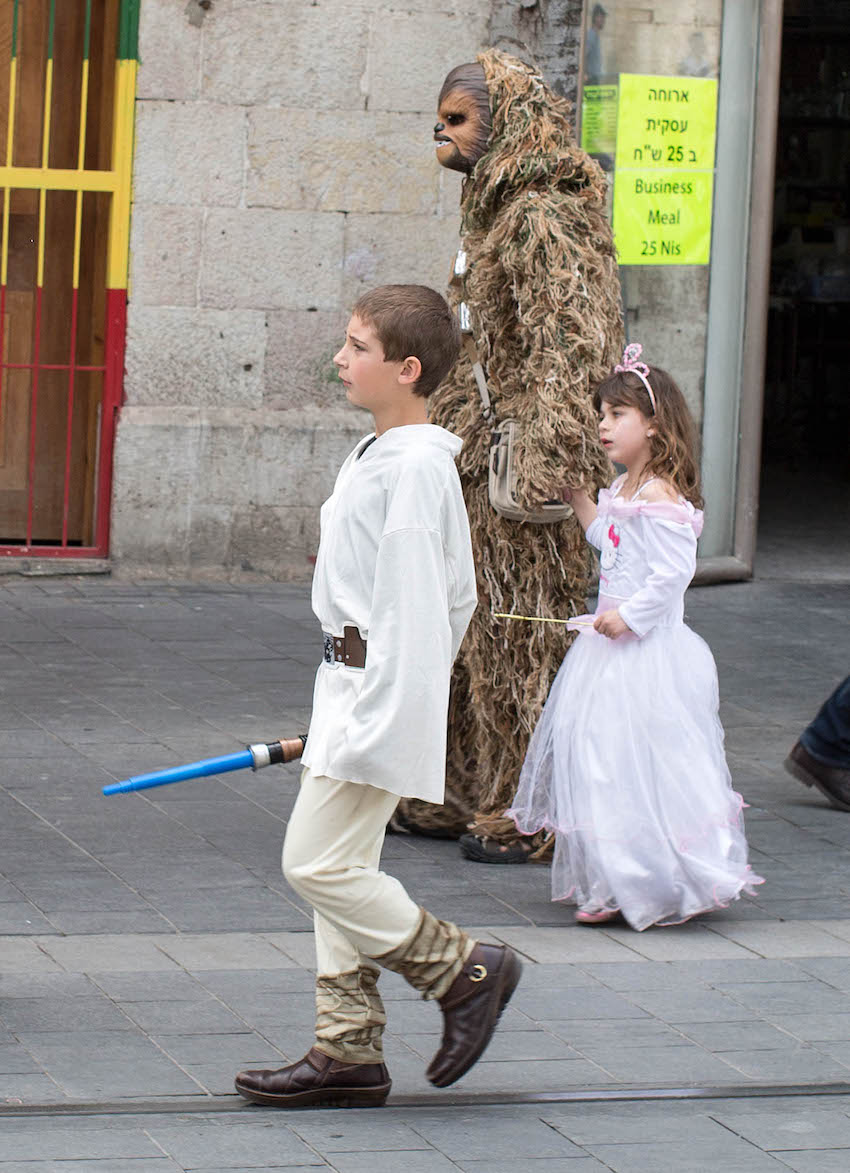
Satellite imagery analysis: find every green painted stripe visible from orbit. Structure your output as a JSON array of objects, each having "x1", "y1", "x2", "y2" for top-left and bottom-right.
[
  {"x1": 11, "y1": 0, "x2": 19, "y2": 59},
  {"x1": 47, "y1": 0, "x2": 56, "y2": 60},
  {"x1": 118, "y1": 0, "x2": 141, "y2": 61},
  {"x1": 83, "y1": 0, "x2": 92, "y2": 61}
]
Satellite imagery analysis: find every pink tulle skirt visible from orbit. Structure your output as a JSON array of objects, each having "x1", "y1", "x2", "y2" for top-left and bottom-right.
[{"x1": 507, "y1": 617, "x2": 763, "y2": 930}]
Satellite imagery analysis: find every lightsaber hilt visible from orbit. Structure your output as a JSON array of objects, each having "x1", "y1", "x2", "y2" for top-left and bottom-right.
[{"x1": 247, "y1": 736, "x2": 307, "y2": 769}]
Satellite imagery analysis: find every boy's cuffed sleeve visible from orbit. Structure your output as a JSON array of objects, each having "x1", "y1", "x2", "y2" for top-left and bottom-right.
[{"x1": 618, "y1": 518, "x2": 697, "y2": 638}]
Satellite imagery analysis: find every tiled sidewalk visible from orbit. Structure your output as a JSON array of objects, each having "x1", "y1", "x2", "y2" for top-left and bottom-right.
[{"x1": 0, "y1": 576, "x2": 848, "y2": 1169}]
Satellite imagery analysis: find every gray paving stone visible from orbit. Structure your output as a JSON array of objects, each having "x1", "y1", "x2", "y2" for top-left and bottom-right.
[
  {"x1": 710, "y1": 1110, "x2": 850, "y2": 1151},
  {"x1": 459, "y1": 1162, "x2": 611, "y2": 1173},
  {"x1": 286, "y1": 1116, "x2": 433, "y2": 1152},
  {"x1": 327, "y1": 1155, "x2": 460, "y2": 1173},
  {"x1": 143, "y1": 1121, "x2": 321, "y2": 1168},
  {"x1": 0, "y1": 1128, "x2": 165, "y2": 1161},
  {"x1": 408, "y1": 1115, "x2": 588, "y2": 1160},
  {"x1": 715, "y1": 1047, "x2": 850, "y2": 1080},
  {"x1": 584, "y1": 1140, "x2": 786, "y2": 1172},
  {"x1": 773, "y1": 1153, "x2": 850, "y2": 1173}
]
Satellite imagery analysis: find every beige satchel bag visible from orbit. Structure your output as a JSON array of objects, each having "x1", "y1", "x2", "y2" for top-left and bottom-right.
[{"x1": 455, "y1": 275, "x2": 573, "y2": 524}]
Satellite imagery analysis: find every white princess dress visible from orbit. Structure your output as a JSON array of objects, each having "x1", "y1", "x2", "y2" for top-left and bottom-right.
[{"x1": 507, "y1": 476, "x2": 763, "y2": 930}]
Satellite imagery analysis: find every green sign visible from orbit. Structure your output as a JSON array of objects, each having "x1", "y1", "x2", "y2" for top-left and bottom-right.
[
  {"x1": 612, "y1": 73, "x2": 718, "y2": 266},
  {"x1": 581, "y1": 84, "x2": 618, "y2": 156}
]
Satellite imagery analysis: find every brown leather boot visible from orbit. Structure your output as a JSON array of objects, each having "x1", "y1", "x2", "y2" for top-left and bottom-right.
[
  {"x1": 426, "y1": 942, "x2": 522, "y2": 1087},
  {"x1": 785, "y1": 741, "x2": 850, "y2": 812},
  {"x1": 234, "y1": 1047, "x2": 391, "y2": 1108}
]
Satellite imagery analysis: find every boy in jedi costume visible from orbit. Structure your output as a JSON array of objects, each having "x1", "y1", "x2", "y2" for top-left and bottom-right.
[
  {"x1": 393, "y1": 50, "x2": 624, "y2": 858},
  {"x1": 235, "y1": 285, "x2": 521, "y2": 1109}
]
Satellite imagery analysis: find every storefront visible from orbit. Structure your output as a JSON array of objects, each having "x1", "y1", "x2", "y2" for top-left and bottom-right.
[{"x1": 579, "y1": 0, "x2": 805, "y2": 581}]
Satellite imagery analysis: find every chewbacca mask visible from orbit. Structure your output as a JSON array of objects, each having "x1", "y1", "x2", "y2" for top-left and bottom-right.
[{"x1": 434, "y1": 63, "x2": 492, "y2": 174}]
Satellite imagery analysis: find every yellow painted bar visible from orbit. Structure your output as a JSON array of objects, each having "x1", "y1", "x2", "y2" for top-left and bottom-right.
[
  {"x1": 106, "y1": 57, "x2": 137, "y2": 289},
  {"x1": 73, "y1": 57, "x2": 91, "y2": 289},
  {"x1": 0, "y1": 166, "x2": 118, "y2": 192},
  {"x1": 1, "y1": 56, "x2": 17, "y2": 287}
]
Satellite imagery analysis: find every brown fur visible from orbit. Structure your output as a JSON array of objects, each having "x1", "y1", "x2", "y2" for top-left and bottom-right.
[{"x1": 398, "y1": 50, "x2": 624, "y2": 841}]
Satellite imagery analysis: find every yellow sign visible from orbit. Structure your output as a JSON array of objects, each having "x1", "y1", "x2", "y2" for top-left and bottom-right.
[
  {"x1": 613, "y1": 73, "x2": 718, "y2": 266},
  {"x1": 581, "y1": 85, "x2": 618, "y2": 156}
]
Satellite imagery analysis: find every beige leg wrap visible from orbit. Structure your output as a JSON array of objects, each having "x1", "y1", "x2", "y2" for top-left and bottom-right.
[
  {"x1": 314, "y1": 966, "x2": 387, "y2": 1064},
  {"x1": 375, "y1": 908, "x2": 475, "y2": 1001}
]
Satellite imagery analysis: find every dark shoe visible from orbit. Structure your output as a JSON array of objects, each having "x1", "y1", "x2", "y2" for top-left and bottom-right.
[
  {"x1": 785, "y1": 741, "x2": 850, "y2": 813},
  {"x1": 235, "y1": 1047, "x2": 391, "y2": 1108},
  {"x1": 426, "y1": 943, "x2": 522, "y2": 1088},
  {"x1": 459, "y1": 833, "x2": 531, "y2": 864},
  {"x1": 387, "y1": 808, "x2": 461, "y2": 839}
]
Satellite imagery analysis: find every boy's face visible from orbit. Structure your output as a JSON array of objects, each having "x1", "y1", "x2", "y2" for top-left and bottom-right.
[{"x1": 333, "y1": 316, "x2": 419, "y2": 414}]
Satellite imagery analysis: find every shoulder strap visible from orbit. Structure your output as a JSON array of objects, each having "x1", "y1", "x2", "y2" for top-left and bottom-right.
[{"x1": 462, "y1": 332, "x2": 495, "y2": 425}]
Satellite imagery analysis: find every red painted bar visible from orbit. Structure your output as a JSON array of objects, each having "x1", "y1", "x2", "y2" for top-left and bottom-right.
[
  {"x1": 61, "y1": 286, "x2": 80, "y2": 546},
  {"x1": 94, "y1": 286, "x2": 128, "y2": 555},
  {"x1": 24, "y1": 285, "x2": 43, "y2": 546}
]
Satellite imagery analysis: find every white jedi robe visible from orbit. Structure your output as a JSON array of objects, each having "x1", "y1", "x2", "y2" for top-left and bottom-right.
[{"x1": 301, "y1": 424, "x2": 478, "y2": 803}]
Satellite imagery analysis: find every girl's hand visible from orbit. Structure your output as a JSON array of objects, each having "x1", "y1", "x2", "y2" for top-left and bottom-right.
[{"x1": 593, "y1": 608, "x2": 631, "y2": 639}]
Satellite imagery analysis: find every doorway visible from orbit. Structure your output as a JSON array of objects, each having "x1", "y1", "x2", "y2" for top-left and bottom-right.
[
  {"x1": 759, "y1": 0, "x2": 850, "y2": 579},
  {"x1": 0, "y1": 0, "x2": 136, "y2": 558}
]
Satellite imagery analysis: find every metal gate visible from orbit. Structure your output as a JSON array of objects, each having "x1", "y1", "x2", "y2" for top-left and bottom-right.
[{"x1": 0, "y1": 0, "x2": 137, "y2": 557}]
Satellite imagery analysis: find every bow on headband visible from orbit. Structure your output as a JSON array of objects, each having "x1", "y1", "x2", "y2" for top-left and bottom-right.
[{"x1": 615, "y1": 342, "x2": 656, "y2": 414}]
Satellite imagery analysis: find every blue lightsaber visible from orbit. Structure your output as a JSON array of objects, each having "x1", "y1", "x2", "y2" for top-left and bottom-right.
[{"x1": 103, "y1": 737, "x2": 306, "y2": 797}]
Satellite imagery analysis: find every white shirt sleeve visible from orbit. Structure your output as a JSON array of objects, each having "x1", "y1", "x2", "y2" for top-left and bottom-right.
[
  {"x1": 332, "y1": 526, "x2": 455, "y2": 783},
  {"x1": 618, "y1": 517, "x2": 697, "y2": 638}
]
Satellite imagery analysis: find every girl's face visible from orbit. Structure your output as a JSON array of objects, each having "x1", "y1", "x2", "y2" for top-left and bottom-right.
[{"x1": 598, "y1": 400, "x2": 654, "y2": 469}]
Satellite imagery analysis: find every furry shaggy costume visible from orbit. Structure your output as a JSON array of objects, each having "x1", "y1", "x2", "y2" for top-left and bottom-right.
[{"x1": 397, "y1": 50, "x2": 624, "y2": 843}]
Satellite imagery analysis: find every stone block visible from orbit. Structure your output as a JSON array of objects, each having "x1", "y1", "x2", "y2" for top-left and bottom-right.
[
  {"x1": 133, "y1": 102, "x2": 245, "y2": 207},
  {"x1": 230, "y1": 504, "x2": 320, "y2": 579},
  {"x1": 247, "y1": 109, "x2": 441, "y2": 215},
  {"x1": 367, "y1": 8, "x2": 488, "y2": 113},
  {"x1": 110, "y1": 407, "x2": 199, "y2": 574},
  {"x1": 342, "y1": 212, "x2": 460, "y2": 305},
  {"x1": 200, "y1": 208, "x2": 345, "y2": 311},
  {"x1": 265, "y1": 309, "x2": 349, "y2": 411},
  {"x1": 129, "y1": 206, "x2": 202, "y2": 307},
  {"x1": 201, "y1": 1, "x2": 369, "y2": 110},
  {"x1": 125, "y1": 307, "x2": 266, "y2": 409},
  {"x1": 137, "y1": 0, "x2": 202, "y2": 100}
]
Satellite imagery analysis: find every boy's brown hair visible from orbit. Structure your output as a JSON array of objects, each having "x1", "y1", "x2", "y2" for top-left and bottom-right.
[
  {"x1": 352, "y1": 285, "x2": 462, "y2": 398},
  {"x1": 593, "y1": 363, "x2": 704, "y2": 509}
]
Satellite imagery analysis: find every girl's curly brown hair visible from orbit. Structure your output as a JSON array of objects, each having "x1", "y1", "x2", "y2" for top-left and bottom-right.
[{"x1": 593, "y1": 365, "x2": 704, "y2": 509}]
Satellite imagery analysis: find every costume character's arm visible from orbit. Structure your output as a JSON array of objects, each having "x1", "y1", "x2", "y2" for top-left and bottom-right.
[
  {"x1": 618, "y1": 517, "x2": 697, "y2": 638},
  {"x1": 487, "y1": 187, "x2": 621, "y2": 505}
]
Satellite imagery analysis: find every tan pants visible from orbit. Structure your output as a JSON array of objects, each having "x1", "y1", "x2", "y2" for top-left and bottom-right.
[{"x1": 282, "y1": 768, "x2": 421, "y2": 978}]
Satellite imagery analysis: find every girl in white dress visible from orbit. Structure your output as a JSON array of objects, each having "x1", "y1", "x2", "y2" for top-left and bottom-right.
[{"x1": 507, "y1": 345, "x2": 764, "y2": 930}]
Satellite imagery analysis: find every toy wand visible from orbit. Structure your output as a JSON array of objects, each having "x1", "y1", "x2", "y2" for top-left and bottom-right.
[{"x1": 103, "y1": 736, "x2": 307, "y2": 797}]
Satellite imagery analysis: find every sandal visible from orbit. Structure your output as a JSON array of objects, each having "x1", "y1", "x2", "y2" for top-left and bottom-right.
[
  {"x1": 575, "y1": 907, "x2": 622, "y2": 925},
  {"x1": 459, "y1": 833, "x2": 533, "y2": 864}
]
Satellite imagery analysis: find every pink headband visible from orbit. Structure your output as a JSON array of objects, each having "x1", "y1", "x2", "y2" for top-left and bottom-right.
[{"x1": 615, "y1": 342, "x2": 656, "y2": 415}]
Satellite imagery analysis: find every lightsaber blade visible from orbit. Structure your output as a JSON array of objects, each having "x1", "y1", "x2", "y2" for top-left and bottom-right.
[{"x1": 103, "y1": 737, "x2": 306, "y2": 797}]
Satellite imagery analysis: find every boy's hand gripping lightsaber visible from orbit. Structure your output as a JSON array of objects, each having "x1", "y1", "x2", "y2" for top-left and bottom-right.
[{"x1": 102, "y1": 736, "x2": 307, "y2": 797}]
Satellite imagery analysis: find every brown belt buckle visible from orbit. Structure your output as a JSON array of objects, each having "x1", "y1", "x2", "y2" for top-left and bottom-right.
[{"x1": 332, "y1": 626, "x2": 367, "y2": 669}]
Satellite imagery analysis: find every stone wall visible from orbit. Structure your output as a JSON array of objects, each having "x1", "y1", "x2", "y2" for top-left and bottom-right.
[{"x1": 112, "y1": 0, "x2": 490, "y2": 578}]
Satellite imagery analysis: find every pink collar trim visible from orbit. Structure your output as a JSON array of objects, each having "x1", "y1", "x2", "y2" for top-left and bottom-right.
[{"x1": 599, "y1": 484, "x2": 704, "y2": 537}]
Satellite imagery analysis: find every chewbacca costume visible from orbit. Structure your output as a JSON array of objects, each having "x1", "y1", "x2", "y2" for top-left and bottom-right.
[{"x1": 396, "y1": 50, "x2": 624, "y2": 849}]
